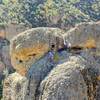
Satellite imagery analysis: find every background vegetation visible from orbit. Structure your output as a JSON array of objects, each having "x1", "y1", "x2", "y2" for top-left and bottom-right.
[{"x1": 0, "y1": 0, "x2": 100, "y2": 28}]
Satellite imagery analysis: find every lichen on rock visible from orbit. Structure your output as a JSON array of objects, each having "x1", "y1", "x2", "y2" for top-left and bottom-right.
[{"x1": 39, "y1": 55, "x2": 88, "y2": 100}]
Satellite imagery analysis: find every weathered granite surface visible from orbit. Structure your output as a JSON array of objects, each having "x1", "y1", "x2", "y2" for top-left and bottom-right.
[
  {"x1": 64, "y1": 21, "x2": 100, "y2": 49},
  {"x1": 2, "y1": 21, "x2": 100, "y2": 100},
  {"x1": 3, "y1": 72, "x2": 28, "y2": 100},
  {"x1": 39, "y1": 55, "x2": 88, "y2": 100},
  {"x1": 10, "y1": 27, "x2": 64, "y2": 76},
  {"x1": 39, "y1": 54, "x2": 100, "y2": 100}
]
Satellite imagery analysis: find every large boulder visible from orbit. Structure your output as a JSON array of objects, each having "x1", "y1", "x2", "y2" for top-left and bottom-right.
[
  {"x1": 6, "y1": 27, "x2": 65, "y2": 100},
  {"x1": 0, "y1": 24, "x2": 30, "y2": 76},
  {"x1": 10, "y1": 27, "x2": 65, "y2": 76},
  {"x1": 3, "y1": 72, "x2": 28, "y2": 100},
  {"x1": 25, "y1": 50, "x2": 68, "y2": 100},
  {"x1": 3, "y1": 22, "x2": 100, "y2": 100},
  {"x1": 64, "y1": 21, "x2": 100, "y2": 49},
  {"x1": 39, "y1": 55, "x2": 100, "y2": 100},
  {"x1": 2, "y1": 51, "x2": 68, "y2": 100}
]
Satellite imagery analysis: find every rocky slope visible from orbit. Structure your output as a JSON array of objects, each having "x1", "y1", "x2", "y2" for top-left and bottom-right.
[
  {"x1": 64, "y1": 21, "x2": 100, "y2": 49},
  {"x1": 2, "y1": 21, "x2": 100, "y2": 100}
]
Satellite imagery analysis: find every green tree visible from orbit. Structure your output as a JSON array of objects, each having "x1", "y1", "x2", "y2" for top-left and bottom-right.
[
  {"x1": 37, "y1": 0, "x2": 90, "y2": 28},
  {"x1": 75, "y1": 0, "x2": 100, "y2": 21},
  {"x1": 0, "y1": 0, "x2": 100, "y2": 28}
]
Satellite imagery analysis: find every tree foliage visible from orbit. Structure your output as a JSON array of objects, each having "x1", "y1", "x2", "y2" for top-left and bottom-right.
[
  {"x1": 0, "y1": 0, "x2": 100, "y2": 28},
  {"x1": 38, "y1": 0, "x2": 90, "y2": 27}
]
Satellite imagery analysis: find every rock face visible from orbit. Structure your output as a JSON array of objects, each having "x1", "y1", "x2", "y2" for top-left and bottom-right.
[
  {"x1": 39, "y1": 56, "x2": 88, "y2": 100},
  {"x1": 0, "y1": 24, "x2": 30, "y2": 77},
  {"x1": 8, "y1": 27, "x2": 65, "y2": 100},
  {"x1": 10, "y1": 27, "x2": 64, "y2": 76},
  {"x1": 25, "y1": 50, "x2": 68, "y2": 100},
  {"x1": 2, "y1": 21, "x2": 100, "y2": 100},
  {"x1": 64, "y1": 21, "x2": 100, "y2": 49},
  {"x1": 39, "y1": 54, "x2": 100, "y2": 100},
  {"x1": 3, "y1": 72, "x2": 28, "y2": 100}
]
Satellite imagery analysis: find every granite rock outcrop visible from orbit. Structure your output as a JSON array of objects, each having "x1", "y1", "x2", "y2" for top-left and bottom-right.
[{"x1": 2, "y1": 22, "x2": 100, "y2": 100}]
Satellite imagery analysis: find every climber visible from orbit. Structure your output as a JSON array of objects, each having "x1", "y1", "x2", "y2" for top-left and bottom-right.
[
  {"x1": 48, "y1": 44, "x2": 59, "y2": 67},
  {"x1": 58, "y1": 39, "x2": 71, "y2": 53},
  {"x1": 48, "y1": 44, "x2": 55, "y2": 66}
]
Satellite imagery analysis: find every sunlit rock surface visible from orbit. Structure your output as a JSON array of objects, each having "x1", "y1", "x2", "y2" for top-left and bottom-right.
[
  {"x1": 3, "y1": 72, "x2": 28, "y2": 100},
  {"x1": 64, "y1": 21, "x2": 100, "y2": 50},
  {"x1": 10, "y1": 27, "x2": 64, "y2": 76},
  {"x1": 39, "y1": 56, "x2": 88, "y2": 100}
]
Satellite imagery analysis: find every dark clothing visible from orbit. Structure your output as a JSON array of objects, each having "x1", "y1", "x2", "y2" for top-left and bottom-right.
[
  {"x1": 47, "y1": 51, "x2": 55, "y2": 66},
  {"x1": 58, "y1": 48, "x2": 65, "y2": 53}
]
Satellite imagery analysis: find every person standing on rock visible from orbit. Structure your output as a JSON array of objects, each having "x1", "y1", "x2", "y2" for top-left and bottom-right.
[
  {"x1": 47, "y1": 44, "x2": 59, "y2": 67},
  {"x1": 48, "y1": 44, "x2": 55, "y2": 67}
]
